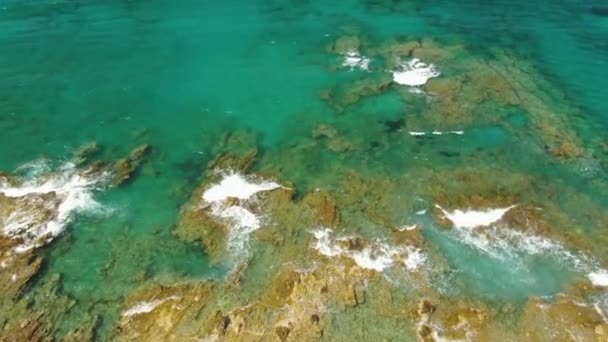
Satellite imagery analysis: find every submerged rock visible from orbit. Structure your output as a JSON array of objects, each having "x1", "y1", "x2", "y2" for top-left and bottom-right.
[
  {"x1": 520, "y1": 295, "x2": 606, "y2": 341},
  {"x1": 73, "y1": 142, "x2": 100, "y2": 166},
  {"x1": 329, "y1": 36, "x2": 361, "y2": 55},
  {"x1": 312, "y1": 124, "x2": 338, "y2": 140},
  {"x1": 302, "y1": 190, "x2": 340, "y2": 227},
  {"x1": 323, "y1": 75, "x2": 393, "y2": 113},
  {"x1": 112, "y1": 144, "x2": 152, "y2": 185}
]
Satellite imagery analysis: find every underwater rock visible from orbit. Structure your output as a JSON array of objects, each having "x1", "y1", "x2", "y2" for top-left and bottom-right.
[
  {"x1": 62, "y1": 317, "x2": 99, "y2": 342},
  {"x1": 519, "y1": 295, "x2": 605, "y2": 341},
  {"x1": 311, "y1": 124, "x2": 356, "y2": 153},
  {"x1": 414, "y1": 299, "x2": 495, "y2": 341},
  {"x1": 392, "y1": 225, "x2": 424, "y2": 248},
  {"x1": 207, "y1": 130, "x2": 260, "y2": 172},
  {"x1": 329, "y1": 36, "x2": 361, "y2": 55},
  {"x1": 111, "y1": 144, "x2": 152, "y2": 185},
  {"x1": 338, "y1": 171, "x2": 405, "y2": 229},
  {"x1": 369, "y1": 39, "x2": 420, "y2": 69},
  {"x1": 326, "y1": 137, "x2": 355, "y2": 153},
  {"x1": 208, "y1": 150, "x2": 258, "y2": 173},
  {"x1": 591, "y1": 6, "x2": 608, "y2": 17},
  {"x1": 73, "y1": 142, "x2": 100, "y2": 166},
  {"x1": 312, "y1": 124, "x2": 338, "y2": 140},
  {"x1": 302, "y1": 189, "x2": 340, "y2": 227},
  {"x1": 325, "y1": 75, "x2": 393, "y2": 113}
]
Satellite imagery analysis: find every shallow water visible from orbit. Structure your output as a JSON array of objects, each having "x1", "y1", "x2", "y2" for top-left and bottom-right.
[{"x1": 1, "y1": 0, "x2": 607, "y2": 339}]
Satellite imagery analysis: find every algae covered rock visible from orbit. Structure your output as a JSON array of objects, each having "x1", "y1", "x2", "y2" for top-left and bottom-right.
[
  {"x1": 329, "y1": 35, "x2": 361, "y2": 55},
  {"x1": 112, "y1": 144, "x2": 152, "y2": 185},
  {"x1": 302, "y1": 190, "x2": 340, "y2": 227},
  {"x1": 73, "y1": 142, "x2": 101, "y2": 166},
  {"x1": 519, "y1": 295, "x2": 606, "y2": 341},
  {"x1": 118, "y1": 282, "x2": 214, "y2": 340}
]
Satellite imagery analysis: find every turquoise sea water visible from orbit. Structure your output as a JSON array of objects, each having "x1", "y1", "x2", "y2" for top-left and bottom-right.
[{"x1": 1, "y1": 0, "x2": 608, "y2": 338}]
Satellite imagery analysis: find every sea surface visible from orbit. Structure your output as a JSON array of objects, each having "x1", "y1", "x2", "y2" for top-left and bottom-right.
[{"x1": 0, "y1": 0, "x2": 607, "y2": 339}]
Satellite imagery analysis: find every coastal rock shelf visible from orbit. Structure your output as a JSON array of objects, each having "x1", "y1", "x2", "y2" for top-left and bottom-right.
[{"x1": 1, "y1": 0, "x2": 607, "y2": 340}]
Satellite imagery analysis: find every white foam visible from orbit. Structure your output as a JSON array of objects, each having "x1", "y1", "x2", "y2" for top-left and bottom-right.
[
  {"x1": 202, "y1": 173, "x2": 283, "y2": 259},
  {"x1": 311, "y1": 228, "x2": 425, "y2": 272},
  {"x1": 215, "y1": 205, "x2": 261, "y2": 231},
  {"x1": 397, "y1": 224, "x2": 418, "y2": 232},
  {"x1": 202, "y1": 173, "x2": 282, "y2": 203},
  {"x1": 442, "y1": 214, "x2": 608, "y2": 283},
  {"x1": 0, "y1": 162, "x2": 106, "y2": 252},
  {"x1": 435, "y1": 204, "x2": 515, "y2": 229},
  {"x1": 122, "y1": 296, "x2": 180, "y2": 318},
  {"x1": 404, "y1": 249, "x2": 426, "y2": 271},
  {"x1": 408, "y1": 130, "x2": 464, "y2": 137},
  {"x1": 350, "y1": 246, "x2": 395, "y2": 271},
  {"x1": 341, "y1": 50, "x2": 370, "y2": 71},
  {"x1": 392, "y1": 58, "x2": 440, "y2": 87},
  {"x1": 588, "y1": 271, "x2": 608, "y2": 287}
]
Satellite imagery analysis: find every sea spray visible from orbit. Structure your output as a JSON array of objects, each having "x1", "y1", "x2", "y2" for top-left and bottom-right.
[
  {"x1": 311, "y1": 228, "x2": 425, "y2": 272},
  {"x1": 0, "y1": 161, "x2": 108, "y2": 252},
  {"x1": 201, "y1": 172, "x2": 284, "y2": 259}
]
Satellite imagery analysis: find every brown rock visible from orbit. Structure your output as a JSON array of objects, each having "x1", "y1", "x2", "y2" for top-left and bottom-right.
[
  {"x1": 312, "y1": 124, "x2": 338, "y2": 140},
  {"x1": 302, "y1": 190, "x2": 340, "y2": 227},
  {"x1": 417, "y1": 299, "x2": 436, "y2": 316},
  {"x1": 275, "y1": 325, "x2": 291, "y2": 341}
]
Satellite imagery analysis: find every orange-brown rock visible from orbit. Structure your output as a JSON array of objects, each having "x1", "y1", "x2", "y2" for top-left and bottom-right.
[{"x1": 302, "y1": 190, "x2": 340, "y2": 227}]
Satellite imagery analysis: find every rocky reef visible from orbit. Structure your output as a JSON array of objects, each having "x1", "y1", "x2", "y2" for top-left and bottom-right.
[
  {"x1": 119, "y1": 128, "x2": 608, "y2": 341},
  {"x1": 323, "y1": 35, "x2": 587, "y2": 159},
  {"x1": 0, "y1": 143, "x2": 152, "y2": 341}
]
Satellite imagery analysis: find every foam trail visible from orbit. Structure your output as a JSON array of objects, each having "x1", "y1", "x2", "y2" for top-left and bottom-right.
[
  {"x1": 436, "y1": 206, "x2": 608, "y2": 283},
  {"x1": 122, "y1": 296, "x2": 180, "y2": 318}
]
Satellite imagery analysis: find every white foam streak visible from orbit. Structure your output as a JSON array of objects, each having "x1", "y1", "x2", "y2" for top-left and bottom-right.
[
  {"x1": 393, "y1": 58, "x2": 440, "y2": 86},
  {"x1": 447, "y1": 220, "x2": 608, "y2": 282},
  {"x1": 311, "y1": 228, "x2": 425, "y2": 272},
  {"x1": 436, "y1": 205, "x2": 515, "y2": 228},
  {"x1": 437, "y1": 204, "x2": 608, "y2": 287},
  {"x1": 122, "y1": 296, "x2": 180, "y2": 318},
  {"x1": 408, "y1": 130, "x2": 464, "y2": 136}
]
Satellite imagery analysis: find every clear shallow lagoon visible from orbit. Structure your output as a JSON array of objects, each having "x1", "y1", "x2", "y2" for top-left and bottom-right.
[{"x1": 1, "y1": 0, "x2": 608, "y2": 340}]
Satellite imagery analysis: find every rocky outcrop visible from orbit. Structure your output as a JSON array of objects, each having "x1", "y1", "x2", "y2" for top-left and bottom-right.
[{"x1": 112, "y1": 144, "x2": 152, "y2": 185}]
